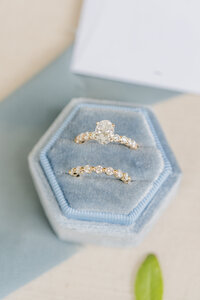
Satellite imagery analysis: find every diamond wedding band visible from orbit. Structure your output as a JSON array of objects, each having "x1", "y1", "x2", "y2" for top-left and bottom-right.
[
  {"x1": 68, "y1": 165, "x2": 132, "y2": 184},
  {"x1": 74, "y1": 120, "x2": 138, "y2": 150}
]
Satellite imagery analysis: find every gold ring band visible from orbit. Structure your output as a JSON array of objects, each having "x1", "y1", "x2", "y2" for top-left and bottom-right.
[
  {"x1": 68, "y1": 165, "x2": 132, "y2": 184},
  {"x1": 74, "y1": 120, "x2": 138, "y2": 150}
]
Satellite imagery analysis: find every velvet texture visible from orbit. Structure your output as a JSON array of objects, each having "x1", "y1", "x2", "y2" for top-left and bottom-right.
[{"x1": 29, "y1": 98, "x2": 181, "y2": 246}]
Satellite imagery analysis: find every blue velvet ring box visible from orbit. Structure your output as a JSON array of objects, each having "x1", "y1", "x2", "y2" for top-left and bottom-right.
[{"x1": 28, "y1": 98, "x2": 181, "y2": 246}]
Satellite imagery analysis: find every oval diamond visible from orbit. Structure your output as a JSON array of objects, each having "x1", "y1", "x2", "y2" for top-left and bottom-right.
[{"x1": 95, "y1": 120, "x2": 115, "y2": 144}]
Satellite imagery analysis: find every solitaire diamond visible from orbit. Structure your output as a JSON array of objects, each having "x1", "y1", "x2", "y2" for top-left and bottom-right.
[{"x1": 95, "y1": 120, "x2": 114, "y2": 144}]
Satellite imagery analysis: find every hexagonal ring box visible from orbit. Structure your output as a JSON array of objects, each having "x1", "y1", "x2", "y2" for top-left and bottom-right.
[{"x1": 29, "y1": 98, "x2": 181, "y2": 246}]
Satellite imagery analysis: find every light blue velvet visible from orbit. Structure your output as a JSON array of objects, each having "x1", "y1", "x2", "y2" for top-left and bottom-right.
[{"x1": 40, "y1": 101, "x2": 173, "y2": 225}]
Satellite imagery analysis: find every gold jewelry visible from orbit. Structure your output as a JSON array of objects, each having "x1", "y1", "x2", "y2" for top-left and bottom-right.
[
  {"x1": 74, "y1": 120, "x2": 138, "y2": 150},
  {"x1": 68, "y1": 165, "x2": 132, "y2": 184}
]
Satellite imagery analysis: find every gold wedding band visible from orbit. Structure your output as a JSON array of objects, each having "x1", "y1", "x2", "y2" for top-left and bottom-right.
[{"x1": 68, "y1": 165, "x2": 132, "y2": 184}]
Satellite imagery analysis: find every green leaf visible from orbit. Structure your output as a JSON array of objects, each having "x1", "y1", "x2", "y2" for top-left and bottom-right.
[{"x1": 134, "y1": 254, "x2": 163, "y2": 300}]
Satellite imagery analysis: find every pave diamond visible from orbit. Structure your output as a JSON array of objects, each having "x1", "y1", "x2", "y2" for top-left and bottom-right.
[
  {"x1": 90, "y1": 132, "x2": 96, "y2": 139},
  {"x1": 115, "y1": 169, "x2": 123, "y2": 179},
  {"x1": 75, "y1": 166, "x2": 82, "y2": 175},
  {"x1": 124, "y1": 173, "x2": 129, "y2": 180},
  {"x1": 84, "y1": 165, "x2": 92, "y2": 173},
  {"x1": 95, "y1": 120, "x2": 114, "y2": 144},
  {"x1": 122, "y1": 172, "x2": 131, "y2": 183},
  {"x1": 69, "y1": 168, "x2": 80, "y2": 176},
  {"x1": 126, "y1": 138, "x2": 132, "y2": 145},
  {"x1": 84, "y1": 132, "x2": 90, "y2": 141},
  {"x1": 130, "y1": 140, "x2": 137, "y2": 149},
  {"x1": 105, "y1": 167, "x2": 114, "y2": 176},
  {"x1": 79, "y1": 134, "x2": 84, "y2": 142},
  {"x1": 95, "y1": 165, "x2": 103, "y2": 174},
  {"x1": 121, "y1": 136, "x2": 128, "y2": 144},
  {"x1": 75, "y1": 135, "x2": 81, "y2": 143},
  {"x1": 113, "y1": 134, "x2": 120, "y2": 142}
]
